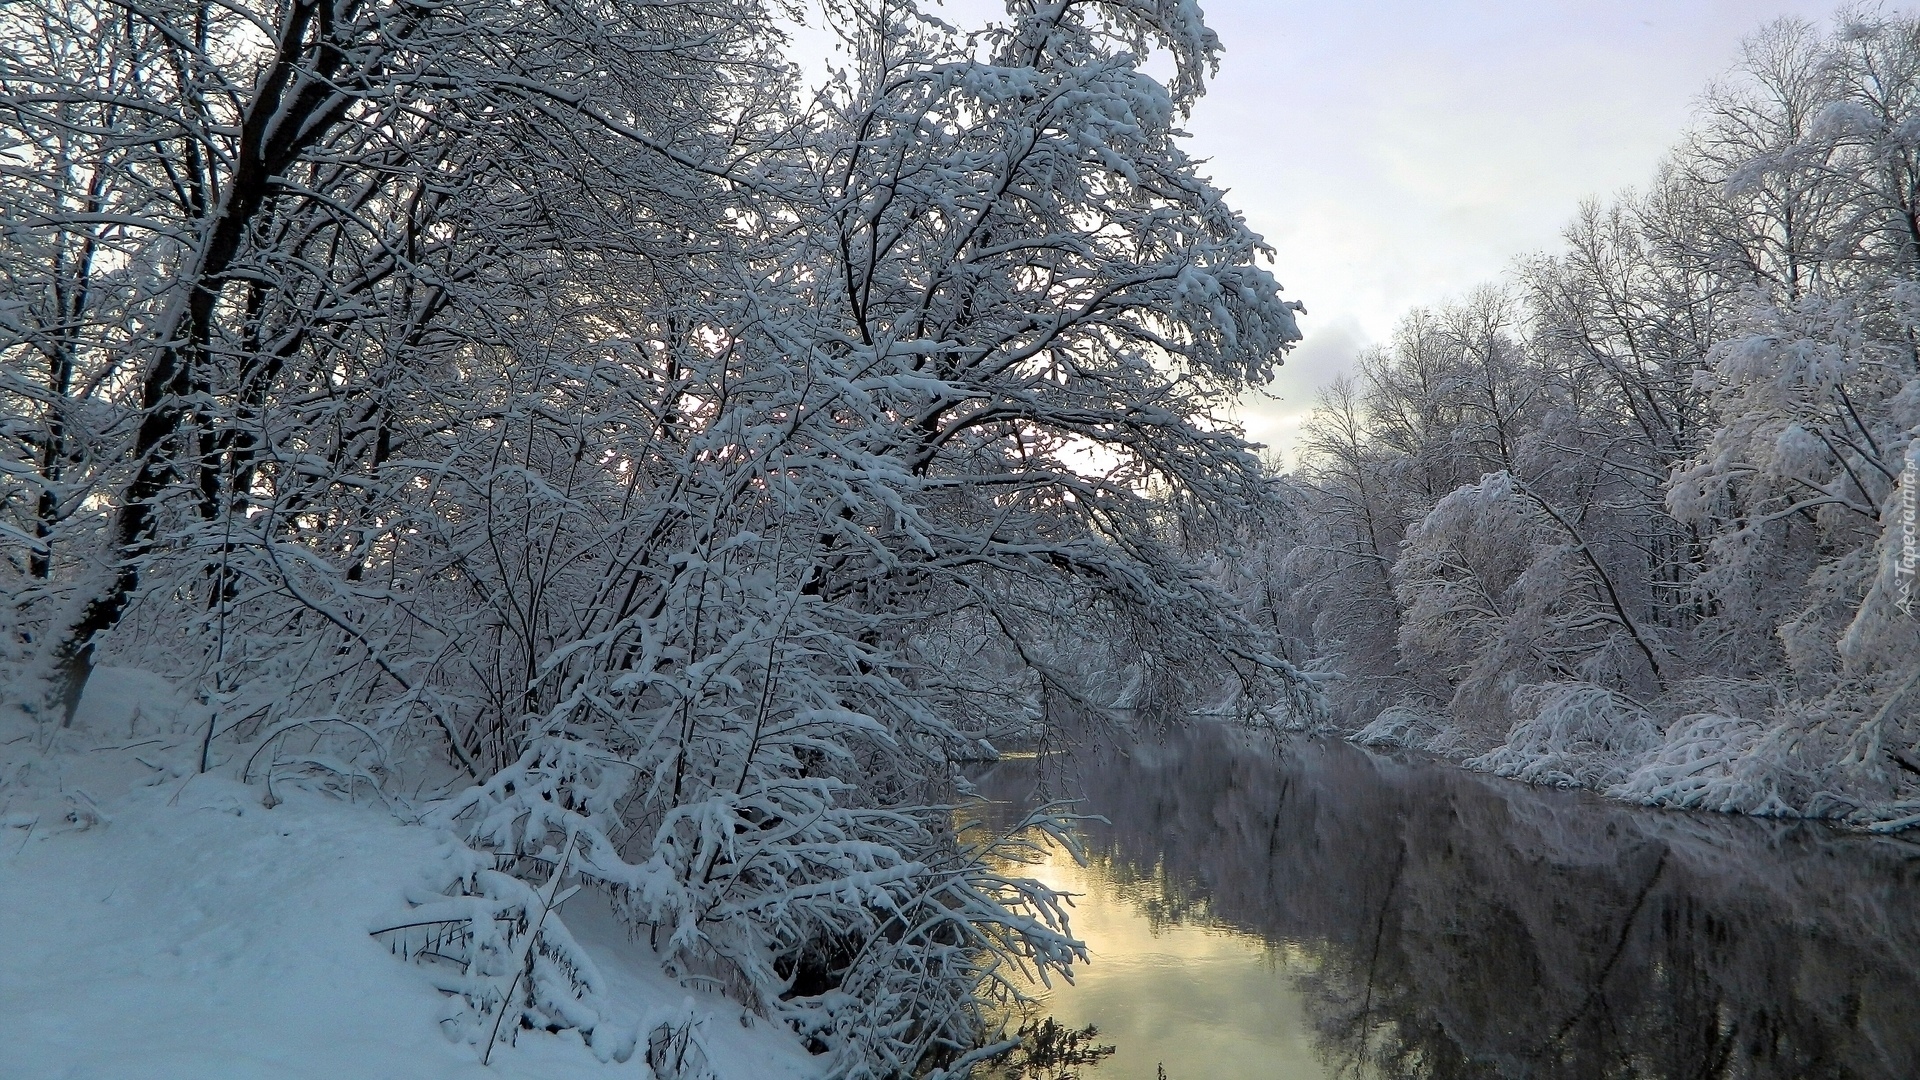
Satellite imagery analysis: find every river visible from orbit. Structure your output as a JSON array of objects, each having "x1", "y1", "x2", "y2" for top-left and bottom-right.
[{"x1": 967, "y1": 724, "x2": 1920, "y2": 1080}]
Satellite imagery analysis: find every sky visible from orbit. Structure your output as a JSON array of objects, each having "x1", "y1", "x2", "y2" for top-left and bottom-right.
[{"x1": 1174, "y1": 0, "x2": 1847, "y2": 462}]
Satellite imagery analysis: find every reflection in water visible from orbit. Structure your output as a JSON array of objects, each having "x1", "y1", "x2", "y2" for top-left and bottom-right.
[{"x1": 971, "y1": 727, "x2": 1920, "y2": 1080}]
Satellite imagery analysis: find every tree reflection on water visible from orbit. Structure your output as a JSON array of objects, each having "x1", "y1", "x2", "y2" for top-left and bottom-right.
[{"x1": 973, "y1": 725, "x2": 1920, "y2": 1080}]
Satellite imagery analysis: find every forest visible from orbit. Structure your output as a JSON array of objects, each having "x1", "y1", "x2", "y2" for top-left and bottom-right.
[
  {"x1": 1262, "y1": 12, "x2": 1920, "y2": 830},
  {"x1": 2, "y1": 1, "x2": 1918, "y2": 1078},
  {"x1": 0, "y1": 2, "x2": 1301, "y2": 1076}
]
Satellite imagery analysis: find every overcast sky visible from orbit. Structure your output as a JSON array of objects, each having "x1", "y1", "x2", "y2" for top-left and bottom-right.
[{"x1": 1174, "y1": 0, "x2": 1847, "y2": 462}]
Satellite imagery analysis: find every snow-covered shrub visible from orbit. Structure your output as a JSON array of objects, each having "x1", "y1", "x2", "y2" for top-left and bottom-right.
[
  {"x1": 1352, "y1": 706, "x2": 1459, "y2": 754},
  {"x1": 1612, "y1": 679, "x2": 1920, "y2": 823},
  {"x1": 640, "y1": 1005, "x2": 718, "y2": 1080},
  {"x1": 1609, "y1": 713, "x2": 1794, "y2": 814},
  {"x1": 420, "y1": 716, "x2": 1085, "y2": 1079},
  {"x1": 373, "y1": 838, "x2": 636, "y2": 1064},
  {"x1": 1467, "y1": 682, "x2": 1661, "y2": 788}
]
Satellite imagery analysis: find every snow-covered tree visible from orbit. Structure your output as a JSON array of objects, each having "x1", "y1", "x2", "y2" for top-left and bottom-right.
[
  {"x1": 1267, "y1": 10, "x2": 1920, "y2": 826},
  {"x1": 4, "y1": 0, "x2": 1311, "y2": 1072}
]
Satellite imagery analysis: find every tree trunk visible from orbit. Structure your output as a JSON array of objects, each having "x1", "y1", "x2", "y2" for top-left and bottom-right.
[{"x1": 40, "y1": 0, "x2": 376, "y2": 722}]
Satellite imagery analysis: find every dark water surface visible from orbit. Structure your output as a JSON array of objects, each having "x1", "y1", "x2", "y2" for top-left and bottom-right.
[{"x1": 969, "y1": 726, "x2": 1920, "y2": 1080}]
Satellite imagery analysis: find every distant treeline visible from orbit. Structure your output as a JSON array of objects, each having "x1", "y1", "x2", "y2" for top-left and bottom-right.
[{"x1": 1258, "y1": 11, "x2": 1920, "y2": 825}]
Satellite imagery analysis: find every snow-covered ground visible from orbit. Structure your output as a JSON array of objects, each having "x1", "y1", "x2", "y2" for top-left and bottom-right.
[{"x1": 0, "y1": 670, "x2": 820, "y2": 1080}]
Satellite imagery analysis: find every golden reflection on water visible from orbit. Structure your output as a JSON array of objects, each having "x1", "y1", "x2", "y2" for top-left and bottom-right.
[
  {"x1": 994, "y1": 838, "x2": 1332, "y2": 1080},
  {"x1": 967, "y1": 730, "x2": 1920, "y2": 1080}
]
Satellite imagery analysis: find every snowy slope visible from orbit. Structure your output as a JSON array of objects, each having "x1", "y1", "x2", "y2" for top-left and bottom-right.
[{"x1": 0, "y1": 670, "x2": 820, "y2": 1080}]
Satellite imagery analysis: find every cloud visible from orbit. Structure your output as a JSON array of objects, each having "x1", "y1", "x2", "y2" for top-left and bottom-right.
[{"x1": 1237, "y1": 312, "x2": 1370, "y2": 467}]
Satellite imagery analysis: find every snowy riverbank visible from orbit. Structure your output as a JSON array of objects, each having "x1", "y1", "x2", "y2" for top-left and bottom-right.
[{"x1": 0, "y1": 670, "x2": 820, "y2": 1080}]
